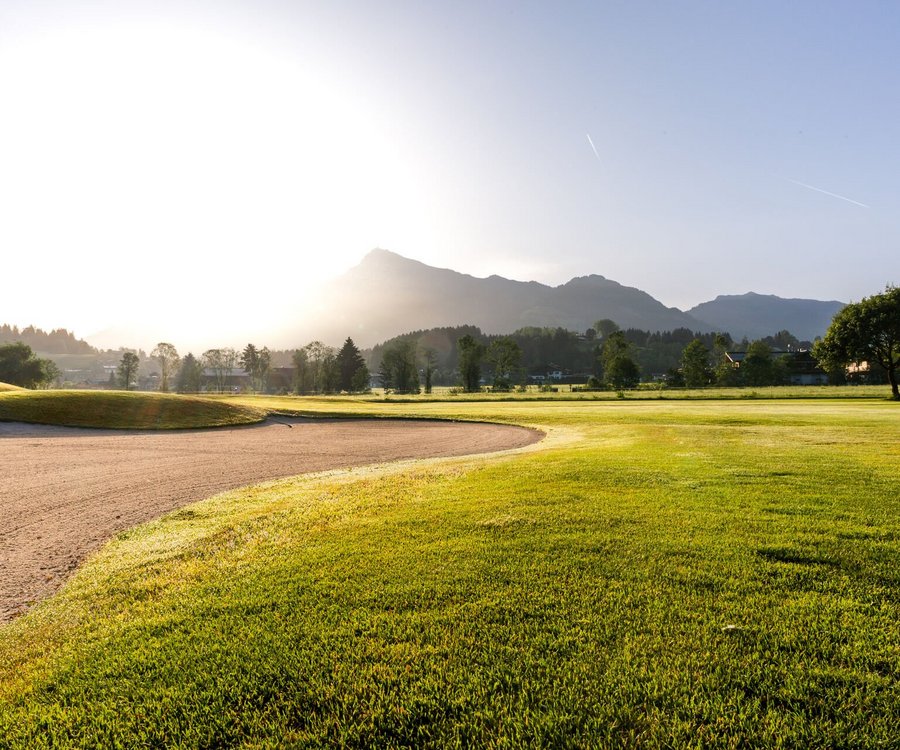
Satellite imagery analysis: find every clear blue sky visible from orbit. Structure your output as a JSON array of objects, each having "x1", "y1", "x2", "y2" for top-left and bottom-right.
[{"x1": 1, "y1": 1, "x2": 897, "y2": 348}]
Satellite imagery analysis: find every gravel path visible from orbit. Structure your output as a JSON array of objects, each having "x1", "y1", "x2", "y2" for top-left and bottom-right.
[{"x1": 0, "y1": 418, "x2": 541, "y2": 621}]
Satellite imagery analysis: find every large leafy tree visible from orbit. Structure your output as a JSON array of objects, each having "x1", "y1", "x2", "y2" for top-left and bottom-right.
[
  {"x1": 487, "y1": 337, "x2": 522, "y2": 390},
  {"x1": 292, "y1": 348, "x2": 313, "y2": 395},
  {"x1": 117, "y1": 351, "x2": 140, "y2": 391},
  {"x1": 600, "y1": 331, "x2": 640, "y2": 388},
  {"x1": 240, "y1": 343, "x2": 271, "y2": 392},
  {"x1": 201, "y1": 348, "x2": 237, "y2": 392},
  {"x1": 814, "y1": 286, "x2": 900, "y2": 399},
  {"x1": 0, "y1": 343, "x2": 57, "y2": 388},
  {"x1": 421, "y1": 347, "x2": 438, "y2": 394},
  {"x1": 605, "y1": 355, "x2": 640, "y2": 389},
  {"x1": 741, "y1": 341, "x2": 778, "y2": 387},
  {"x1": 457, "y1": 335, "x2": 484, "y2": 392},
  {"x1": 202, "y1": 349, "x2": 226, "y2": 393},
  {"x1": 380, "y1": 340, "x2": 419, "y2": 394},
  {"x1": 151, "y1": 342, "x2": 180, "y2": 392},
  {"x1": 298, "y1": 341, "x2": 336, "y2": 394},
  {"x1": 680, "y1": 339, "x2": 711, "y2": 388},
  {"x1": 594, "y1": 319, "x2": 620, "y2": 339}
]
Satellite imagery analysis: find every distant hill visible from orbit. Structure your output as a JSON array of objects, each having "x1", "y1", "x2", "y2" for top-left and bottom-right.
[
  {"x1": 303, "y1": 249, "x2": 712, "y2": 347},
  {"x1": 0, "y1": 325, "x2": 96, "y2": 355},
  {"x1": 687, "y1": 293, "x2": 845, "y2": 342}
]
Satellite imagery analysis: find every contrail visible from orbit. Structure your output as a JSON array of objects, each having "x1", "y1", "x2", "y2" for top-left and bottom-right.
[
  {"x1": 783, "y1": 177, "x2": 870, "y2": 209},
  {"x1": 586, "y1": 133, "x2": 601, "y2": 163}
]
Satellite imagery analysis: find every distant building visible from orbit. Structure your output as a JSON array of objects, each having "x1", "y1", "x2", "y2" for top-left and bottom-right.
[
  {"x1": 267, "y1": 367, "x2": 295, "y2": 393},
  {"x1": 200, "y1": 367, "x2": 251, "y2": 392}
]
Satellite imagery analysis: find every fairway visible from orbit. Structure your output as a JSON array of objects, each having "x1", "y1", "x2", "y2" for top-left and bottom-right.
[
  {"x1": 0, "y1": 417, "x2": 538, "y2": 622},
  {"x1": 1, "y1": 397, "x2": 898, "y2": 747}
]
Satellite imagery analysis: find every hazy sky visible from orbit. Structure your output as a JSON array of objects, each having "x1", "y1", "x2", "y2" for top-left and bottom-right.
[{"x1": 1, "y1": 1, "x2": 898, "y2": 350}]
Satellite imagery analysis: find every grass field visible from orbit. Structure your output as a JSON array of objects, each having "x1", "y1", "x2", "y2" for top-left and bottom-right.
[
  {"x1": 0, "y1": 382, "x2": 24, "y2": 393},
  {"x1": 0, "y1": 395, "x2": 898, "y2": 747},
  {"x1": 0, "y1": 390, "x2": 266, "y2": 429},
  {"x1": 374, "y1": 383, "x2": 891, "y2": 401}
]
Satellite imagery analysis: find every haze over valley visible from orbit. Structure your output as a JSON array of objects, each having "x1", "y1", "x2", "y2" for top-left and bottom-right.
[
  {"x1": 6, "y1": 249, "x2": 847, "y2": 355},
  {"x1": 2, "y1": 3, "x2": 896, "y2": 353}
]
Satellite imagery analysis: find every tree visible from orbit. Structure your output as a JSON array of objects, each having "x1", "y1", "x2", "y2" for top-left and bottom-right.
[
  {"x1": 201, "y1": 348, "x2": 237, "y2": 392},
  {"x1": 594, "y1": 319, "x2": 620, "y2": 339},
  {"x1": 151, "y1": 342, "x2": 180, "y2": 392},
  {"x1": 336, "y1": 337, "x2": 368, "y2": 392},
  {"x1": 240, "y1": 343, "x2": 259, "y2": 383},
  {"x1": 600, "y1": 331, "x2": 640, "y2": 388},
  {"x1": 742, "y1": 341, "x2": 777, "y2": 387},
  {"x1": 117, "y1": 351, "x2": 140, "y2": 390},
  {"x1": 768, "y1": 330, "x2": 800, "y2": 350},
  {"x1": 324, "y1": 352, "x2": 341, "y2": 393},
  {"x1": 350, "y1": 365, "x2": 371, "y2": 393},
  {"x1": 292, "y1": 348, "x2": 313, "y2": 395},
  {"x1": 421, "y1": 347, "x2": 437, "y2": 394},
  {"x1": 256, "y1": 347, "x2": 271, "y2": 393},
  {"x1": 299, "y1": 341, "x2": 336, "y2": 394},
  {"x1": 457, "y1": 335, "x2": 484, "y2": 392},
  {"x1": 176, "y1": 353, "x2": 202, "y2": 392},
  {"x1": 0, "y1": 343, "x2": 57, "y2": 388},
  {"x1": 712, "y1": 333, "x2": 738, "y2": 385},
  {"x1": 380, "y1": 340, "x2": 419, "y2": 393},
  {"x1": 814, "y1": 286, "x2": 900, "y2": 399},
  {"x1": 202, "y1": 349, "x2": 225, "y2": 392},
  {"x1": 487, "y1": 337, "x2": 522, "y2": 390},
  {"x1": 38, "y1": 359, "x2": 61, "y2": 389},
  {"x1": 681, "y1": 339, "x2": 711, "y2": 388},
  {"x1": 240, "y1": 344, "x2": 271, "y2": 392},
  {"x1": 605, "y1": 355, "x2": 640, "y2": 389}
]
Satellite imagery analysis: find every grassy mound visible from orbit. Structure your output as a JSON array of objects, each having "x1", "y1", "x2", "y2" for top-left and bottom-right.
[
  {"x1": 0, "y1": 382, "x2": 24, "y2": 392},
  {"x1": 1, "y1": 398, "x2": 898, "y2": 745},
  {"x1": 0, "y1": 390, "x2": 266, "y2": 429}
]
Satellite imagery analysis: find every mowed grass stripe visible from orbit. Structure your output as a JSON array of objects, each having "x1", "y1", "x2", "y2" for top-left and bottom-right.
[{"x1": 0, "y1": 398, "x2": 898, "y2": 747}]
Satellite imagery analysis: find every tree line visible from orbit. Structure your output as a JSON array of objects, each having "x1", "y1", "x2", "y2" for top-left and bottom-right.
[
  {"x1": 0, "y1": 343, "x2": 60, "y2": 388},
  {"x1": 6, "y1": 286, "x2": 895, "y2": 397},
  {"x1": 0, "y1": 324, "x2": 96, "y2": 355},
  {"x1": 107, "y1": 338, "x2": 372, "y2": 395},
  {"x1": 368, "y1": 286, "x2": 898, "y2": 395}
]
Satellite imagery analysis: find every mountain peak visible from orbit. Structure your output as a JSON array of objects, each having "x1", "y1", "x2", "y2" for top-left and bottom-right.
[
  {"x1": 561, "y1": 274, "x2": 614, "y2": 288},
  {"x1": 305, "y1": 250, "x2": 711, "y2": 347},
  {"x1": 289, "y1": 250, "x2": 842, "y2": 348},
  {"x1": 361, "y1": 247, "x2": 410, "y2": 264},
  {"x1": 687, "y1": 293, "x2": 844, "y2": 341}
]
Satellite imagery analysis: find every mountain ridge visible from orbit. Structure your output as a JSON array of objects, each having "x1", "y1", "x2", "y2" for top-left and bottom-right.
[
  {"x1": 296, "y1": 249, "x2": 844, "y2": 348},
  {"x1": 687, "y1": 292, "x2": 845, "y2": 342}
]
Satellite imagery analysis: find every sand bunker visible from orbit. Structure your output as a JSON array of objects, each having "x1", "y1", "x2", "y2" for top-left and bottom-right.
[{"x1": 0, "y1": 417, "x2": 540, "y2": 621}]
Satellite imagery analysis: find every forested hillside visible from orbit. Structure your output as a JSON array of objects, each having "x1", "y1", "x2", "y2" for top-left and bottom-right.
[{"x1": 0, "y1": 325, "x2": 96, "y2": 355}]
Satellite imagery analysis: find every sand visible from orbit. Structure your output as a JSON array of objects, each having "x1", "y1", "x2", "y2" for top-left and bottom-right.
[{"x1": 0, "y1": 417, "x2": 540, "y2": 621}]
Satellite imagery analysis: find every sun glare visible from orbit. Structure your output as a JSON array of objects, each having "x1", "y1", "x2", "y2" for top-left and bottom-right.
[{"x1": 0, "y1": 21, "x2": 432, "y2": 345}]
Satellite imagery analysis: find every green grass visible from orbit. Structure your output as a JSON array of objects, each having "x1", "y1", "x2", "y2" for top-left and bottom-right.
[
  {"x1": 0, "y1": 382, "x2": 24, "y2": 392},
  {"x1": 322, "y1": 383, "x2": 892, "y2": 401},
  {"x1": 1, "y1": 397, "x2": 898, "y2": 747},
  {"x1": 0, "y1": 390, "x2": 266, "y2": 429}
]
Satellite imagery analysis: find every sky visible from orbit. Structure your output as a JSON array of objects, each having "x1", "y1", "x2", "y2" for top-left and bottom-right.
[{"x1": 1, "y1": 1, "x2": 898, "y2": 351}]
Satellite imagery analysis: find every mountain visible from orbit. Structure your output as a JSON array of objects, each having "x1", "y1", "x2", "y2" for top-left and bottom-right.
[
  {"x1": 303, "y1": 249, "x2": 712, "y2": 347},
  {"x1": 687, "y1": 293, "x2": 845, "y2": 342}
]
